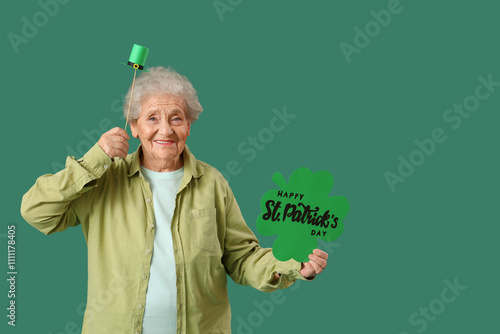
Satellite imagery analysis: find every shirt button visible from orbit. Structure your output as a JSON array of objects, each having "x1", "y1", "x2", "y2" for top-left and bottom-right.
[
  {"x1": 135, "y1": 332, "x2": 140, "y2": 334},
  {"x1": 103, "y1": 164, "x2": 108, "y2": 169},
  {"x1": 146, "y1": 249, "x2": 152, "y2": 254},
  {"x1": 146, "y1": 198, "x2": 152, "y2": 203},
  {"x1": 150, "y1": 224, "x2": 154, "y2": 228},
  {"x1": 138, "y1": 304, "x2": 143, "y2": 309},
  {"x1": 142, "y1": 275, "x2": 147, "y2": 280}
]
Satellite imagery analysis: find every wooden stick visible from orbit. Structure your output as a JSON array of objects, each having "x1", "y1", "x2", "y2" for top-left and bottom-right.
[{"x1": 124, "y1": 68, "x2": 138, "y2": 131}]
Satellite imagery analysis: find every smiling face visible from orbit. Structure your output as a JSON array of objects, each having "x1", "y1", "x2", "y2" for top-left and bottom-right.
[{"x1": 130, "y1": 94, "x2": 191, "y2": 172}]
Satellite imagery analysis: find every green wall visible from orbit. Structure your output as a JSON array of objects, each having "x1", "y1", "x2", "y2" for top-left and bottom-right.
[{"x1": 2, "y1": 0, "x2": 498, "y2": 333}]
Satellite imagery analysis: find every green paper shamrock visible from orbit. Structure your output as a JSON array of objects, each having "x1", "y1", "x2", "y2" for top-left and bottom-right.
[{"x1": 256, "y1": 167, "x2": 349, "y2": 262}]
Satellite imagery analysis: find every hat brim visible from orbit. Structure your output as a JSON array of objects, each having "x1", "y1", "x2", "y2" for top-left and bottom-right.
[{"x1": 120, "y1": 63, "x2": 150, "y2": 72}]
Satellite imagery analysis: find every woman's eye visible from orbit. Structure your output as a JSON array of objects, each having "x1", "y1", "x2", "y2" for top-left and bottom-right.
[
  {"x1": 149, "y1": 117, "x2": 157, "y2": 122},
  {"x1": 171, "y1": 116, "x2": 184, "y2": 125}
]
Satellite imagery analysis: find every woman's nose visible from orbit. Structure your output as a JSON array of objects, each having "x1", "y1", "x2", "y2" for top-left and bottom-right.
[{"x1": 159, "y1": 118, "x2": 173, "y2": 135}]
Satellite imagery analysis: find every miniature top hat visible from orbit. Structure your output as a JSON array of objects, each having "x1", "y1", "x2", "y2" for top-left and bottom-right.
[{"x1": 121, "y1": 44, "x2": 149, "y2": 71}]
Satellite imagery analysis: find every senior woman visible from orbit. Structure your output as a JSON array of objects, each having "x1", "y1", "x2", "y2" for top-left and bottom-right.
[{"x1": 21, "y1": 66, "x2": 328, "y2": 334}]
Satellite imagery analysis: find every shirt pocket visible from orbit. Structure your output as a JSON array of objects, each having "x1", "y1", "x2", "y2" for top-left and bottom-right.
[{"x1": 189, "y1": 208, "x2": 220, "y2": 254}]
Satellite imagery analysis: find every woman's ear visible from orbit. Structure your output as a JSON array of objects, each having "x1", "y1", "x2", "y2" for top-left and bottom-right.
[{"x1": 130, "y1": 121, "x2": 139, "y2": 138}]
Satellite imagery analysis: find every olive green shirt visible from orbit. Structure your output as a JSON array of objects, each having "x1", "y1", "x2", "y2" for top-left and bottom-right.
[{"x1": 21, "y1": 143, "x2": 307, "y2": 334}]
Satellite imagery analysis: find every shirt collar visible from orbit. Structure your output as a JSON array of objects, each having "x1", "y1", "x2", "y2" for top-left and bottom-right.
[{"x1": 127, "y1": 144, "x2": 202, "y2": 180}]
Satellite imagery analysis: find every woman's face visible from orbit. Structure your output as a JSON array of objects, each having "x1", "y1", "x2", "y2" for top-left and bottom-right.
[{"x1": 131, "y1": 94, "x2": 191, "y2": 171}]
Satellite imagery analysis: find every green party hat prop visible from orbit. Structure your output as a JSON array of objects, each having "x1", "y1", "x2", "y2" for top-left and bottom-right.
[
  {"x1": 122, "y1": 43, "x2": 150, "y2": 131},
  {"x1": 121, "y1": 44, "x2": 150, "y2": 72}
]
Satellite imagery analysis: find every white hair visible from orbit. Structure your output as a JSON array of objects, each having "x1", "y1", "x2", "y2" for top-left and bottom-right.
[{"x1": 123, "y1": 66, "x2": 203, "y2": 123}]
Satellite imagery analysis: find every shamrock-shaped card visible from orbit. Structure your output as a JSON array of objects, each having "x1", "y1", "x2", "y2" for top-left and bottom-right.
[{"x1": 256, "y1": 167, "x2": 349, "y2": 262}]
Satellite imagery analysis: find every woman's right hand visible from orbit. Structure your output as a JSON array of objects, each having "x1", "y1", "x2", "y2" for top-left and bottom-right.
[{"x1": 98, "y1": 127, "x2": 130, "y2": 159}]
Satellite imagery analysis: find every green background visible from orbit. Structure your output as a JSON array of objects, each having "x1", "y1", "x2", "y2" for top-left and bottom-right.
[{"x1": 2, "y1": 0, "x2": 499, "y2": 333}]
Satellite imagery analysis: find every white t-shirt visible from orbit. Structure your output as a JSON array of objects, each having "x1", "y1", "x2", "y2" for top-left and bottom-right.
[{"x1": 141, "y1": 166, "x2": 184, "y2": 334}]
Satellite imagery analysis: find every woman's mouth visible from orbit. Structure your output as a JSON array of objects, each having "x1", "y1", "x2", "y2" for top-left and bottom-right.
[{"x1": 154, "y1": 140, "x2": 175, "y2": 146}]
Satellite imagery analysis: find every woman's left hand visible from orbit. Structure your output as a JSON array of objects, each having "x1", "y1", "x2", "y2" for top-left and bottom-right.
[{"x1": 299, "y1": 249, "x2": 328, "y2": 279}]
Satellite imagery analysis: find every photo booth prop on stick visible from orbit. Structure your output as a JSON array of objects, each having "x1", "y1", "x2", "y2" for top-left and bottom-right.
[{"x1": 121, "y1": 44, "x2": 150, "y2": 131}]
